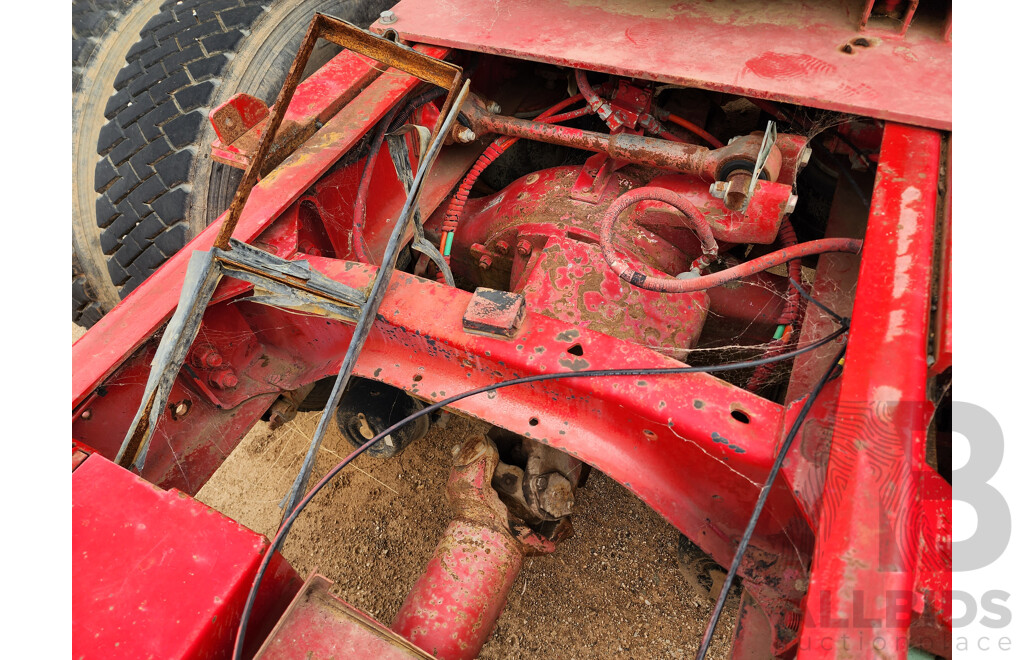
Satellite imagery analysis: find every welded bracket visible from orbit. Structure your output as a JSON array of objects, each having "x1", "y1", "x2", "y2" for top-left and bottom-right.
[{"x1": 118, "y1": 12, "x2": 470, "y2": 506}]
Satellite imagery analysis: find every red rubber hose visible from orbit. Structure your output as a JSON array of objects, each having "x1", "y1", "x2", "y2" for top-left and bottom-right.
[
  {"x1": 437, "y1": 93, "x2": 592, "y2": 280},
  {"x1": 745, "y1": 218, "x2": 802, "y2": 391},
  {"x1": 599, "y1": 187, "x2": 719, "y2": 279},
  {"x1": 664, "y1": 113, "x2": 725, "y2": 149},
  {"x1": 601, "y1": 189, "x2": 862, "y2": 293}
]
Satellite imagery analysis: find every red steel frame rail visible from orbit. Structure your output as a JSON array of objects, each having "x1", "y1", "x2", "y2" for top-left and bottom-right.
[{"x1": 799, "y1": 124, "x2": 950, "y2": 658}]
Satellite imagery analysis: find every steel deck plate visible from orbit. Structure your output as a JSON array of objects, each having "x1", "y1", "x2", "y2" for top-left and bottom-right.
[{"x1": 376, "y1": 0, "x2": 951, "y2": 130}]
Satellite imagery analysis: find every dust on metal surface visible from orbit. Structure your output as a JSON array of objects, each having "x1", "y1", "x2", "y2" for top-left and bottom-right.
[
  {"x1": 73, "y1": 454, "x2": 300, "y2": 659},
  {"x1": 253, "y1": 574, "x2": 433, "y2": 659},
  {"x1": 377, "y1": 0, "x2": 951, "y2": 129},
  {"x1": 800, "y1": 123, "x2": 950, "y2": 658},
  {"x1": 392, "y1": 436, "x2": 549, "y2": 660},
  {"x1": 462, "y1": 288, "x2": 527, "y2": 338}
]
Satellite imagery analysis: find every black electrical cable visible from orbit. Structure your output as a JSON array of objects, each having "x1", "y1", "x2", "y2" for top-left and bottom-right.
[
  {"x1": 693, "y1": 343, "x2": 847, "y2": 659},
  {"x1": 391, "y1": 85, "x2": 447, "y2": 129},
  {"x1": 789, "y1": 277, "x2": 847, "y2": 325},
  {"x1": 232, "y1": 323, "x2": 849, "y2": 659}
]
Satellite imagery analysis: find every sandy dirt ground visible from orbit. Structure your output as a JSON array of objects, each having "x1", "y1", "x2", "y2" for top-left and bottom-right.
[{"x1": 74, "y1": 323, "x2": 738, "y2": 658}]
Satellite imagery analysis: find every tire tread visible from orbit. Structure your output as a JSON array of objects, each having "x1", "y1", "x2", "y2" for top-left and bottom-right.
[{"x1": 94, "y1": 0, "x2": 269, "y2": 296}]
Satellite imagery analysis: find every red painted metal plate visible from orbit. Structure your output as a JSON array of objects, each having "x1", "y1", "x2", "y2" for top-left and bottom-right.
[
  {"x1": 73, "y1": 454, "x2": 299, "y2": 659},
  {"x1": 71, "y1": 46, "x2": 449, "y2": 408},
  {"x1": 254, "y1": 574, "x2": 433, "y2": 659},
  {"x1": 377, "y1": 0, "x2": 951, "y2": 130}
]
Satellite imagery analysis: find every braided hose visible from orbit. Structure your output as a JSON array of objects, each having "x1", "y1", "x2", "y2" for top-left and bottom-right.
[
  {"x1": 601, "y1": 189, "x2": 861, "y2": 293},
  {"x1": 436, "y1": 93, "x2": 592, "y2": 281}
]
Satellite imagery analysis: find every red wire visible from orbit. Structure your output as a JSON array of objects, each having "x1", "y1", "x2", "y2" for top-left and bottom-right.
[
  {"x1": 665, "y1": 113, "x2": 725, "y2": 149},
  {"x1": 437, "y1": 93, "x2": 591, "y2": 280}
]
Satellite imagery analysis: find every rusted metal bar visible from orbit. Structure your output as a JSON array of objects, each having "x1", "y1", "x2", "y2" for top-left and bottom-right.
[
  {"x1": 461, "y1": 94, "x2": 773, "y2": 181},
  {"x1": 213, "y1": 14, "x2": 463, "y2": 251}
]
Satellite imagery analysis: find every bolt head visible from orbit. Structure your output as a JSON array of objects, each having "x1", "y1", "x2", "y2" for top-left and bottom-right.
[
  {"x1": 494, "y1": 240, "x2": 510, "y2": 255},
  {"x1": 451, "y1": 125, "x2": 477, "y2": 144},
  {"x1": 210, "y1": 369, "x2": 238, "y2": 389},
  {"x1": 516, "y1": 239, "x2": 532, "y2": 256},
  {"x1": 379, "y1": 9, "x2": 396, "y2": 24},
  {"x1": 478, "y1": 255, "x2": 493, "y2": 270},
  {"x1": 175, "y1": 402, "x2": 189, "y2": 417},
  {"x1": 81, "y1": 409, "x2": 92, "y2": 420},
  {"x1": 195, "y1": 349, "x2": 223, "y2": 369},
  {"x1": 486, "y1": 101, "x2": 502, "y2": 114}
]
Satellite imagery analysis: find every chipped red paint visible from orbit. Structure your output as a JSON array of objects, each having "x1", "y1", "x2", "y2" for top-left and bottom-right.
[
  {"x1": 72, "y1": 45, "x2": 452, "y2": 411},
  {"x1": 376, "y1": 0, "x2": 950, "y2": 129},
  {"x1": 72, "y1": 9, "x2": 951, "y2": 657},
  {"x1": 393, "y1": 437, "x2": 552, "y2": 659},
  {"x1": 800, "y1": 123, "x2": 950, "y2": 658},
  {"x1": 394, "y1": 521, "x2": 523, "y2": 659},
  {"x1": 254, "y1": 574, "x2": 433, "y2": 659}
]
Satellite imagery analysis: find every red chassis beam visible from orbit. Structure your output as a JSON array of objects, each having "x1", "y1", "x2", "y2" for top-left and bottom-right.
[
  {"x1": 799, "y1": 125, "x2": 951, "y2": 658},
  {"x1": 72, "y1": 54, "x2": 950, "y2": 660}
]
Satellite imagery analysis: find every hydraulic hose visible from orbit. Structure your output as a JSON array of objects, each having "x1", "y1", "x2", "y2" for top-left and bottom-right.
[
  {"x1": 660, "y1": 112, "x2": 724, "y2": 148},
  {"x1": 599, "y1": 187, "x2": 719, "y2": 278},
  {"x1": 601, "y1": 188, "x2": 861, "y2": 293},
  {"x1": 437, "y1": 93, "x2": 593, "y2": 279},
  {"x1": 575, "y1": 68, "x2": 622, "y2": 131},
  {"x1": 745, "y1": 218, "x2": 802, "y2": 392},
  {"x1": 576, "y1": 68, "x2": 692, "y2": 145}
]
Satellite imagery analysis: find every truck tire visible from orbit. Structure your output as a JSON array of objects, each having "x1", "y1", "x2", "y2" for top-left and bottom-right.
[
  {"x1": 74, "y1": 0, "x2": 161, "y2": 326},
  {"x1": 74, "y1": 0, "x2": 390, "y2": 325}
]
